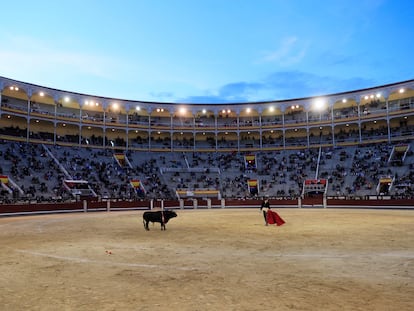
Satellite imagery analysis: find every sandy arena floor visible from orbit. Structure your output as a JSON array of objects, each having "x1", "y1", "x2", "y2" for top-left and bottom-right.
[{"x1": 0, "y1": 208, "x2": 413, "y2": 311}]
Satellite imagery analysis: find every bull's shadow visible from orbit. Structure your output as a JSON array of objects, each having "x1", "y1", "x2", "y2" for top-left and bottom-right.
[{"x1": 143, "y1": 210, "x2": 177, "y2": 231}]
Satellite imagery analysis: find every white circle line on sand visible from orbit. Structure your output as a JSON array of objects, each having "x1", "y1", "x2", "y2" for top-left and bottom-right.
[
  {"x1": 265, "y1": 252, "x2": 414, "y2": 259},
  {"x1": 14, "y1": 249, "x2": 197, "y2": 271}
]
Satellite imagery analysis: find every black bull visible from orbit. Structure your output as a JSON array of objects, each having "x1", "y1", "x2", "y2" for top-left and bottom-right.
[{"x1": 143, "y1": 210, "x2": 177, "y2": 231}]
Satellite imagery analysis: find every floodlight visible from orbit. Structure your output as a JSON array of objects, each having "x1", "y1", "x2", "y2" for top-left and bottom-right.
[{"x1": 313, "y1": 99, "x2": 325, "y2": 111}]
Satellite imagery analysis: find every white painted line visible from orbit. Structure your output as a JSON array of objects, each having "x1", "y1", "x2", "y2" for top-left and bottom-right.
[
  {"x1": 14, "y1": 248, "x2": 197, "y2": 271},
  {"x1": 265, "y1": 252, "x2": 414, "y2": 259}
]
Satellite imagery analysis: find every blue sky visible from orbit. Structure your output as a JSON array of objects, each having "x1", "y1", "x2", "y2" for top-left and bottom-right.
[{"x1": 0, "y1": 0, "x2": 413, "y2": 103}]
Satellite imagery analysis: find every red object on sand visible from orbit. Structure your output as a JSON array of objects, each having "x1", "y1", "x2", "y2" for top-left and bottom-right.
[{"x1": 267, "y1": 210, "x2": 286, "y2": 226}]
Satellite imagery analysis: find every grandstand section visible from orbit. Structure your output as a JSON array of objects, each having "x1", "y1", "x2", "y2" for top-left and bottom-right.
[{"x1": 1, "y1": 76, "x2": 414, "y2": 207}]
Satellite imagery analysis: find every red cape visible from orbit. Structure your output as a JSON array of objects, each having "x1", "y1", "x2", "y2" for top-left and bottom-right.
[{"x1": 267, "y1": 210, "x2": 286, "y2": 226}]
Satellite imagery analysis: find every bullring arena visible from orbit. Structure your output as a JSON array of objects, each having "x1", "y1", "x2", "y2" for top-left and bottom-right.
[
  {"x1": 1, "y1": 76, "x2": 414, "y2": 310},
  {"x1": 0, "y1": 207, "x2": 413, "y2": 311}
]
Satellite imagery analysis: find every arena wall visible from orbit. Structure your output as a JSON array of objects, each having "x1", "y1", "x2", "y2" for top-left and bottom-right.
[{"x1": 1, "y1": 198, "x2": 413, "y2": 216}]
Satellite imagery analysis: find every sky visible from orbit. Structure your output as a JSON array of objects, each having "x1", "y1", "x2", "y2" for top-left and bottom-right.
[{"x1": 0, "y1": 0, "x2": 413, "y2": 104}]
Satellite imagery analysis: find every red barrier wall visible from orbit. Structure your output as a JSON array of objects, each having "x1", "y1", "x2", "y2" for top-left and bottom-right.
[
  {"x1": 1, "y1": 198, "x2": 413, "y2": 216},
  {"x1": 0, "y1": 202, "x2": 83, "y2": 214},
  {"x1": 328, "y1": 199, "x2": 414, "y2": 207}
]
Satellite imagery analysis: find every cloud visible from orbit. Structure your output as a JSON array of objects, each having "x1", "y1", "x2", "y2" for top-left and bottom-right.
[
  {"x1": 148, "y1": 91, "x2": 175, "y2": 102},
  {"x1": 179, "y1": 95, "x2": 233, "y2": 104},
  {"x1": 317, "y1": 52, "x2": 356, "y2": 67},
  {"x1": 263, "y1": 71, "x2": 375, "y2": 98},
  {"x1": 178, "y1": 82, "x2": 264, "y2": 104},
  {"x1": 0, "y1": 34, "x2": 378, "y2": 105},
  {"x1": 178, "y1": 71, "x2": 376, "y2": 104},
  {"x1": 259, "y1": 36, "x2": 308, "y2": 66},
  {"x1": 0, "y1": 35, "x2": 125, "y2": 84}
]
